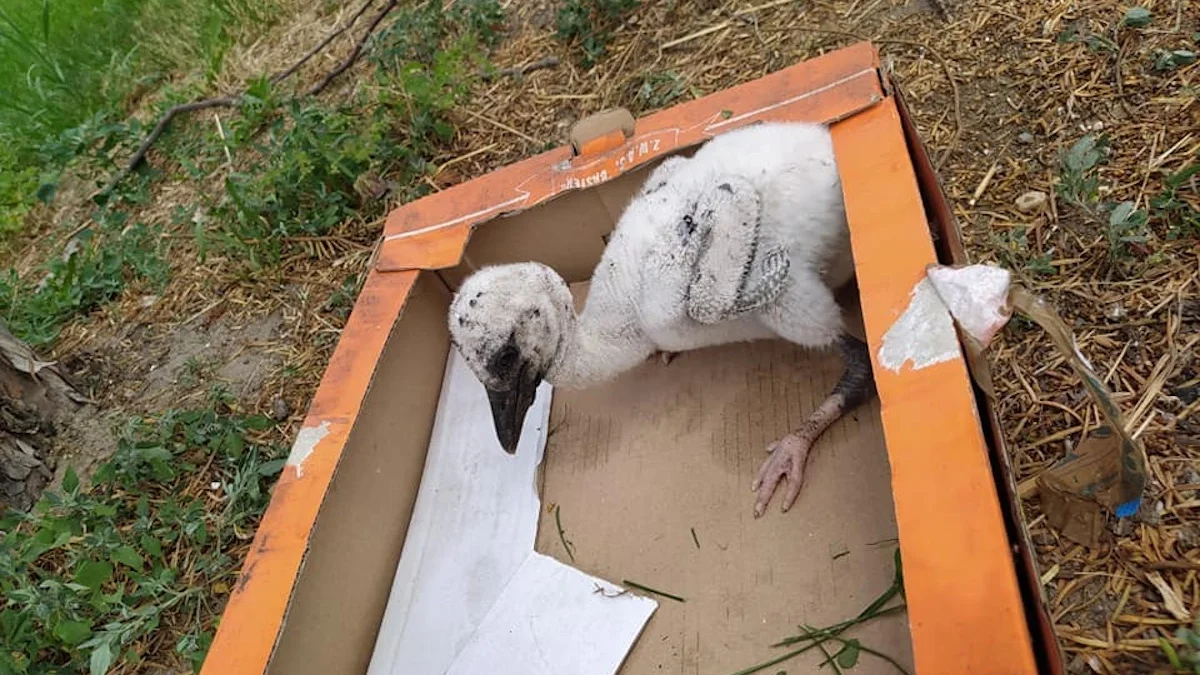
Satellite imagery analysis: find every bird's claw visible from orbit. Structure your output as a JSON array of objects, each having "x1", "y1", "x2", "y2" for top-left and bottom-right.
[{"x1": 751, "y1": 433, "x2": 810, "y2": 518}]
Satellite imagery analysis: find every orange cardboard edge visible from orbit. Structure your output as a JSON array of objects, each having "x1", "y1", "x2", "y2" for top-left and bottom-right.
[
  {"x1": 892, "y1": 83, "x2": 1066, "y2": 674},
  {"x1": 831, "y1": 99, "x2": 1038, "y2": 673},
  {"x1": 200, "y1": 269, "x2": 419, "y2": 675},
  {"x1": 200, "y1": 41, "x2": 890, "y2": 675},
  {"x1": 374, "y1": 40, "x2": 886, "y2": 273}
]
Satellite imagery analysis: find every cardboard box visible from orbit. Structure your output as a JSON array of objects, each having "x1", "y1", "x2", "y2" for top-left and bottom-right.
[{"x1": 201, "y1": 42, "x2": 1061, "y2": 674}]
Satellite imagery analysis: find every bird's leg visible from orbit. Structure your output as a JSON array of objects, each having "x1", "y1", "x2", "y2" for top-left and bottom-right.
[{"x1": 752, "y1": 334, "x2": 875, "y2": 518}]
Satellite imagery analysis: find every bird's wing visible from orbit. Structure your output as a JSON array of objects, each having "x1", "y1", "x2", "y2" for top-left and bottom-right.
[{"x1": 683, "y1": 176, "x2": 790, "y2": 325}]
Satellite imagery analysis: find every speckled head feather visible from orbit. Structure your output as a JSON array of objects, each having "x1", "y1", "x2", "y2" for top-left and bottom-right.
[{"x1": 448, "y1": 262, "x2": 574, "y2": 392}]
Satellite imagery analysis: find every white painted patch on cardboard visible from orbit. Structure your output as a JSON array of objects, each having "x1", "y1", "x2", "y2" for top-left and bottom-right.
[
  {"x1": 286, "y1": 421, "x2": 330, "y2": 477},
  {"x1": 926, "y1": 265, "x2": 1013, "y2": 347},
  {"x1": 878, "y1": 277, "x2": 960, "y2": 373}
]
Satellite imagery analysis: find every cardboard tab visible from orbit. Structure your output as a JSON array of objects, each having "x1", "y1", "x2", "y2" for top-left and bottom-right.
[{"x1": 569, "y1": 108, "x2": 635, "y2": 157}]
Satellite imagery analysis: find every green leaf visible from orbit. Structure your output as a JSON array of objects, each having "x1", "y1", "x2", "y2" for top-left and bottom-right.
[
  {"x1": 74, "y1": 560, "x2": 113, "y2": 590},
  {"x1": 257, "y1": 458, "x2": 287, "y2": 476},
  {"x1": 140, "y1": 534, "x2": 163, "y2": 559},
  {"x1": 1122, "y1": 7, "x2": 1151, "y2": 28},
  {"x1": 40, "y1": 0, "x2": 50, "y2": 41},
  {"x1": 243, "y1": 414, "x2": 275, "y2": 431},
  {"x1": 1155, "y1": 49, "x2": 1198, "y2": 71},
  {"x1": 62, "y1": 467, "x2": 79, "y2": 495},
  {"x1": 54, "y1": 619, "x2": 92, "y2": 646},
  {"x1": 894, "y1": 547, "x2": 905, "y2": 598},
  {"x1": 836, "y1": 639, "x2": 861, "y2": 668},
  {"x1": 93, "y1": 503, "x2": 117, "y2": 518},
  {"x1": 35, "y1": 180, "x2": 58, "y2": 204},
  {"x1": 1109, "y1": 200, "x2": 1136, "y2": 226},
  {"x1": 111, "y1": 545, "x2": 144, "y2": 570},
  {"x1": 1063, "y1": 134, "x2": 1104, "y2": 173},
  {"x1": 89, "y1": 640, "x2": 114, "y2": 675},
  {"x1": 1161, "y1": 636, "x2": 1182, "y2": 668}
]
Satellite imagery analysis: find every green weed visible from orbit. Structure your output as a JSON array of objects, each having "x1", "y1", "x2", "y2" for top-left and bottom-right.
[
  {"x1": 0, "y1": 391, "x2": 283, "y2": 674},
  {"x1": 1151, "y1": 160, "x2": 1200, "y2": 238},
  {"x1": 1057, "y1": 133, "x2": 1108, "y2": 206},
  {"x1": 1056, "y1": 133, "x2": 1151, "y2": 261},
  {"x1": 211, "y1": 100, "x2": 386, "y2": 265},
  {"x1": 990, "y1": 226, "x2": 1058, "y2": 277},
  {"x1": 0, "y1": 219, "x2": 169, "y2": 347},
  {"x1": 0, "y1": 157, "x2": 41, "y2": 244},
  {"x1": 371, "y1": 0, "x2": 504, "y2": 66},
  {"x1": 1153, "y1": 48, "x2": 1198, "y2": 71},
  {"x1": 632, "y1": 71, "x2": 689, "y2": 111},
  {"x1": 1160, "y1": 614, "x2": 1200, "y2": 674},
  {"x1": 555, "y1": 0, "x2": 639, "y2": 67},
  {"x1": 209, "y1": 0, "x2": 501, "y2": 266},
  {"x1": 1104, "y1": 200, "x2": 1150, "y2": 258}
]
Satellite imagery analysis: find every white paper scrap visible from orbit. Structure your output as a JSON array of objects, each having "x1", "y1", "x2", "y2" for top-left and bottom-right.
[{"x1": 445, "y1": 551, "x2": 658, "y2": 675}]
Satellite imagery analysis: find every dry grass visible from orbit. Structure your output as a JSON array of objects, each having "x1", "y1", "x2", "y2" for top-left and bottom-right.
[{"x1": 6, "y1": 0, "x2": 1196, "y2": 671}]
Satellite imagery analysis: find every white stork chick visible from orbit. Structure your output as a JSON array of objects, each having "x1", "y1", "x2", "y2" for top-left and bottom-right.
[{"x1": 448, "y1": 122, "x2": 875, "y2": 518}]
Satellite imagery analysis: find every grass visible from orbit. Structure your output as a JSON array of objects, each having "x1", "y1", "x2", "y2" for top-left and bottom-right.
[
  {"x1": 732, "y1": 550, "x2": 908, "y2": 675},
  {"x1": 0, "y1": 2, "x2": 512, "y2": 671},
  {"x1": 0, "y1": 0, "x2": 281, "y2": 154},
  {"x1": 0, "y1": 0, "x2": 283, "y2": 252},
  {"x1": 0, "y1": 173, "x2": 169, "y2": 346},
  {"x1": 187, "y1": 0, "x2": 501, "y2": 266},
  {"x1": 0, "y1": 0, "x2": 505, "y2": 343},
  {"x1": 0, "y1": 388, "x2": 282, "y2": 674},
  {"x1": 555, "y1": 0, "x2": 639, "y2": 67}
]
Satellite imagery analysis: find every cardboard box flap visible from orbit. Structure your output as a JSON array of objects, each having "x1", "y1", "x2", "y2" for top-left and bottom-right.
[
  {"x1": 831, "y1": 99, "x2": 1038, "y2": 673},
  {"x1": 376, "y1": 41, "x2": 887, "y2": 273}
]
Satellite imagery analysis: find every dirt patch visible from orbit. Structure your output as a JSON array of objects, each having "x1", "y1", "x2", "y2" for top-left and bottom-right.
[
  {"x1": 45, "y1": 308, "x2": 286, "y2": 486},
  {"x1": 135, "y1": 309, "x2": 285, "y2": 410}
]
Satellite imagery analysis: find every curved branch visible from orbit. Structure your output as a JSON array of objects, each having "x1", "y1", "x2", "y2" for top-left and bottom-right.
[
  {"x1": 94, "y1": 0, "x2": 399, "y2": 200},
  {"x1": 97, "y1": 97, "x2": 238, "y2": 197},
  {"x1": 306, "y1": 0, "x2": 398, "y2": 97},
  {"x1": 271, "y1": 0, "x2": 377, "y2": 84}
]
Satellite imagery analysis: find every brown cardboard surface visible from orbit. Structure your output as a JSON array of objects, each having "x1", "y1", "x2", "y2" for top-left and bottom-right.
[
  {"x1": 532, "y1": 282, "x2": 912, "y2": 674},
  {"x1": 267, "y1": 273, "x2": 453, "y2": 675}
]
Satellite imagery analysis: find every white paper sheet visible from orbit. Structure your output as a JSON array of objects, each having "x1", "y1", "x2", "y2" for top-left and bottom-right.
[
  {"x1": 367, "y1": 350, "x2": 656, "y2": 675},
  {"x1": 445, "y1": 551, "x2": 657, "y2": 675},
  {"x1": 366, "y1": 350, "x2": 552, "y2": 675}
]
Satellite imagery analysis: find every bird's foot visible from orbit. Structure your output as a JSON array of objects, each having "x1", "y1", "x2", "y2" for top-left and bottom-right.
[{"x1": 751, "y1": 433, "x2": 811, "y2": 518}]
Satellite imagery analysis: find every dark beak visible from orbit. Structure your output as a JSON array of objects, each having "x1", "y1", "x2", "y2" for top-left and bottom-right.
[{"x1": 486, "y1": 364, "x2": 543, "y2": 455}]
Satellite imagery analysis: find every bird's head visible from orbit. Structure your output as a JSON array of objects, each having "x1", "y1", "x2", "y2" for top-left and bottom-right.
[{"x1": 448, "y1": 262, "x2": 573, "y2": 454}]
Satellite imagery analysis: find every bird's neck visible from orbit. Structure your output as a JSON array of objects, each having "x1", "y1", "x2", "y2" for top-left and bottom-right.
[{"x1": 546, "y1": 303, "x2": 653, "y2": 388}]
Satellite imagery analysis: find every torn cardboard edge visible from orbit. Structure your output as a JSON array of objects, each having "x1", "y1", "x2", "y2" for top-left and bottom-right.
[{"x1": 924, "y1": 264, "x2": 1148, "y2": 547}]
